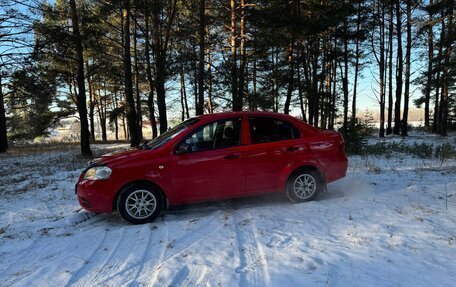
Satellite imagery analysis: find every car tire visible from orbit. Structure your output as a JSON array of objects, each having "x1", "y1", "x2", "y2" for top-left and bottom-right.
[
  {"x1": 117, "y1": 183, "x2": 163, "y2": 224},
  {"x1": 286, "y1": 169, "x2": 323, "y2": 203}
]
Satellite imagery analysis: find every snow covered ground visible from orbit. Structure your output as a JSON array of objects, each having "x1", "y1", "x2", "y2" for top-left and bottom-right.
[{"x1": 0, "y1": 138, "x2": 455, "y2": 287}]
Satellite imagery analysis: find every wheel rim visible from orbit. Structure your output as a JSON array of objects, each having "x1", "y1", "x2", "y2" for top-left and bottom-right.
[
  {"x1": 125, "y1": 189, "x2": 157, "y2": 219},
  {"x1": 293, "y1": 174, "x2": 317, "y2": 199}
]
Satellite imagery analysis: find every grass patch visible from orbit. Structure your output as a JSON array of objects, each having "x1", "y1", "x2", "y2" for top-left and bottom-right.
[
  {"x1": 6, "y1": 140, "x2": 129, "y2": 156},
  {"x1": 436, "y1": 143, "x2": 456, "y2": 164},
  {"x1": 355, "y1": 141, "x2": 456, "y2": 160}
]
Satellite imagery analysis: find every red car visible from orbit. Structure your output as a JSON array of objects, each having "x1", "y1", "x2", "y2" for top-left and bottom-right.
[{"x1": 76, "y1": 112, "x2": 347, "y2": 224}]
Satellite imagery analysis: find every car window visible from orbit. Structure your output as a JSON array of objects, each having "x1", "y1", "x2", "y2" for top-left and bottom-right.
[
  {"x1": 181, "y1": 118, "x2": 242, "y2": 152},
  {"x1": 249, "y1": 117, "x2": 300, "y2": 144},
  {"x1": 146, "y1": 117, "x2": 200, "y2": 150}
]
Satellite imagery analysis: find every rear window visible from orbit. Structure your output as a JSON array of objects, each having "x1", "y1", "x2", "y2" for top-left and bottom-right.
[{"x1": 249, "y1": 117, "x2": 300, "y2": 144}]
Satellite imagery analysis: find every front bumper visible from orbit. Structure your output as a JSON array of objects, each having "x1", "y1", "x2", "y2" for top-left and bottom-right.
[{"x1": 75, "y1": 179, "x2": 115, "y2": 213}]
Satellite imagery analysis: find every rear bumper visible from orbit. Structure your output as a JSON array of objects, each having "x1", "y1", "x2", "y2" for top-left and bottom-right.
[
  {"x1": 76, "y1": 179, "x2": 115, "y2": 213},
  {"x1": 326, "y1": 153, "x2": 348, "y2": 183}
]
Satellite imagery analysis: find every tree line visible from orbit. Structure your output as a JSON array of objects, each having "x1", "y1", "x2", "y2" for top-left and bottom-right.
[{"x1": 0, "y1": 0, "x2": 454, "y2": 156}]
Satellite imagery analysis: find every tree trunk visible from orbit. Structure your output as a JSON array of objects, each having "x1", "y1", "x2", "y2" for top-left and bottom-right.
[
  {"x1": 238, "y1": 0, "x2": 247, "y2": 111},
  {"x1": 310, "y1": 39, "x2": 320, "y2": 127},
  {"x1": 206, "y1": 27, "x2": 213, "y2": 114},
  {"x1": 114, "y1": 92, "x2": 119, "y2": 141},
  {"x1": 144, "y1": 7, "x2": 158, "y2": 139},
  {"x1": 380, "y1": 3, "x2": 386, "y2": 138},
  {"x1": 424, "y1": 0, "x2": 433, "y2": 130},
  {"x1": 433, "y1": 12, "x2": 444, "y2": 134},
  {"x1": 196, "y1": 0, "x2": 205, "y2": 115},
  {"x1": 432, "y1": 68, "x2": 440, "y2": 133},
  {"x1": 284, "y1": 0, "x2": 300, "y2": 116},
  {"x1": 352, "y1": 0, "x2": 362, "y2": 122},
  {"x1": 439, "y1": 0, "x2": 453, "y2": 136},
  {"x1": 300, "y1": 48, "x2": 310, "y2": 122},
  {"x1": 231, "y1": 0, "x2": 240, "y2": 111},
  {"x1": 101, "y1": 86, "x2": 108, "y2": 142},
  {"x1": 401, "y1": 0, "x2": 412, "y2": 136},
  {"x1": 297, "y1": 61, "x2": 306, "y2": 122},
  {"x1": 70, "y1": 0, "x2": 92, "y2": 156},
  {"x1": 342, "y1": 20, "x2": 349, "y2": 132},
  {"x1": 321, "y1": 34, "x2": 330, "y2": 130},
  {"x1": 273, "y1": 48, "x2": 279, "y2": 113},
  {"x1": 252, "y1": 53, "x2": 257, "y2": 111},
  {"x1": 393, "y1": 0, "x2": 403, "y2": 135},
  {"x1": 283, "y1": 41, "x2": 294, "y2": 115},
  {"x1": 180, "y1": 66, "x2": 188, "y2": 121},
  {"x1": 192, "y1": 43, "x2": 199, "y2": 115},
  {"x1": 133, "y1": 12, "x2": 143, "y2": 141},
  {"x1": 150, "y1": 0, "x2": 175, "y2": 133},
  {"x1": 96, "y1": 91, "x2": 107, "y2": 143},
  {"x1": 387, "y1": 0, "x2": 394, "y2": 135},
  {"x1": 122, "y1": 0, "x2": 140, "y2": 146},
  {"x1": 86, "y1": 61, "x2": 96, "y2": 142},
  {"x1": 372, "y1": 0, "x2": 386, "y2": 137},
  {"x1": 122, "y1": 108, "x2": 128, "y2": 140},
  {"x1": 330, "y1": 54, "x2": 337, "y2": 129},
  {"x1": 0, "y1": 73, "x2": 7, "y2": 153},
  {"x1": 154, "y1": 61, "x2": 167, "y2": 134}
]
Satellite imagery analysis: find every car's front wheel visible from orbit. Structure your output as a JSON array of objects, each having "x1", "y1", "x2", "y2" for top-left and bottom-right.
[
  {"x1": 286, "y1": 169, "x2": 323, "y2": 203},
  {"x1": 117, "y1": 183, "x2": 163, "y2": 224}
]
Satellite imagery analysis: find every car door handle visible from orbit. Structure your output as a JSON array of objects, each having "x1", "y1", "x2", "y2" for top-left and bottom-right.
[
  {"x1": 224, "y1": 154, "x2": 240, "y2": 160},
  {"x1": 286, "y1": 146, "x2": 299, "y2": 152}
]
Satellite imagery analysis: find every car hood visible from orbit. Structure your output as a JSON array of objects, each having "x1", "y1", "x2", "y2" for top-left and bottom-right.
[{"x1": 90, "y1": 148, "x2": 149, "y2": 166}]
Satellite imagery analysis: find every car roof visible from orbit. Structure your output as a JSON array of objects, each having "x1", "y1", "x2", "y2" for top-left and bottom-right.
[
  {"x1": 196, "y1": 111, "x2": 298, "y2": 120},
  {"x1": 194, "y1": 111, "x2": 320, "y2": 133}
]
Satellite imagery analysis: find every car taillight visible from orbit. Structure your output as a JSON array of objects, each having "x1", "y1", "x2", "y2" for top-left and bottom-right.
[
  {"x1": 338, "y1": 142, "x2": 344, "y2": 152},
  {"x1": 338, "y1": 133, "x2": 345, "y2": 151}
]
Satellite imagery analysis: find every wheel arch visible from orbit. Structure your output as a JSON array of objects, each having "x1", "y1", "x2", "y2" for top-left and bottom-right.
[
  {"x1": 279, "y1": 164, "x2": 326, "y2": 192},
  {"x1": 112, "y1": 180, "x2": 168, "y2": 211}
]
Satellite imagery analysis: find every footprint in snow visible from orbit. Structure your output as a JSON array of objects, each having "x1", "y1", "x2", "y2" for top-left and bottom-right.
[
  {"x1": 301, "y1": 257, "x2": 324, "y2": 273},
  {"x1": 266, "y1": 235, "x2": 294, "y2": 249}
]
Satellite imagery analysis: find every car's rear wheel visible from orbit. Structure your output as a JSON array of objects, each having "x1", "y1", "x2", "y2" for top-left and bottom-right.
[
  {"x1": 117, "y1": 183, "x2": 163, "y2": 224},
  {"x1": 286, "y1": 169, "x2": 322, "y2": 203}
]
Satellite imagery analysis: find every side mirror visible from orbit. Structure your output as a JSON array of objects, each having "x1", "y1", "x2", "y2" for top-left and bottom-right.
[{"x1": 176, "y1": 142, "x2": 191, "y2": 155}]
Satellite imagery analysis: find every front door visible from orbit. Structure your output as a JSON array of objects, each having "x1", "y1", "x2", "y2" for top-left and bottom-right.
[{"x1": 170, "y1": 117, "x2": 245, "y2": 203}]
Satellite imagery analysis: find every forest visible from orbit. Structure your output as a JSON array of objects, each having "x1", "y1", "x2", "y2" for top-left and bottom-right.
[
  {"x1": 0, "y1": 1, "x2": 455, "y2": 284},
  {"x1": 0, "y1": 0, "x2": 454, "y2": 156}
]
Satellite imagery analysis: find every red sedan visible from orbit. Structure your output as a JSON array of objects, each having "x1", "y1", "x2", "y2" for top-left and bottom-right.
[{"x1": 76, "y1": 112, "x2": 348, "y2": 224}]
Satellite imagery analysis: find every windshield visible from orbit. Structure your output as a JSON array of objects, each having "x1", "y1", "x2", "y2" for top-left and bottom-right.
[{"x1": 146, "y1": 118, "x2": 200, "y2": 150}]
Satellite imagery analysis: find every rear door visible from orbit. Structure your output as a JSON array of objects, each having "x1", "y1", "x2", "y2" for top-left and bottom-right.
[
  {"x1": 170, "y1": 117, "x2": 245, "y2": 202},
  {"x1": 244, "y1": 116, "x2": 301, "y2": 194}
]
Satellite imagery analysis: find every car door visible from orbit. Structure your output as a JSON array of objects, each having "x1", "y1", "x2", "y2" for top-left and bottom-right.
[
  {"x1": 169, "y1": 117, "x2": 245, "y2": 202},
  {"x1": 244, "y1": 116, "x2": 301, "y2": 194}
]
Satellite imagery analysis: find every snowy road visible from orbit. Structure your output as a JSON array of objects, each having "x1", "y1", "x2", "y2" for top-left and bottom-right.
[{"x1": 0, "y1": 144, "x2": 455, "y2": 286}]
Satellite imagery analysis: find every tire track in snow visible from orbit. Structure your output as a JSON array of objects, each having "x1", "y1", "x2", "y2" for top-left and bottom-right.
[
  {"x1": 0, "y1": 237, "x2": 40, "y2": 276},
  {"x1": 2, "y1": 227, "x2": 108, "y2": 287},
  {"x1": 146, "y1": 218, "x2": 169, "y2": 287},
  {"x1": 121, "y1": 219, "x2": 168, "y2": 287},
  {"x1": 234, "y1": 209, "x2": 270, "y2": 287},
  {"x1": 63, "y1": 230, "x2": 109, "y2": 287},
  {"x1": 148, "y1": 212, "x2": 223, "y2": 286},
  {"x1": 167, "y1": 265, "x2": 209, "y2": 287},
  {"x1": 0, "y1": 238, "x2": 42, "y2": 286},
  {"x1": 69, "y1": 227, "x2": 139, "y2": 286},
  {"x1": 0, "y1": 213, "x2": 99, "y2": 286}
]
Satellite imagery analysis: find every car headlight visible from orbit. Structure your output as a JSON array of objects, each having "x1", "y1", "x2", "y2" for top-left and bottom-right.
[{"x1": 84, "y1": 166, "x2": 112, "y2": 180}]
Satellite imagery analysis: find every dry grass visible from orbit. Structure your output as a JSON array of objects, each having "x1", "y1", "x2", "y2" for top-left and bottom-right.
[{"x1": 0, "y1": 142, "x2": 129, "y2": 196}]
